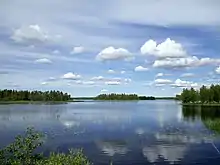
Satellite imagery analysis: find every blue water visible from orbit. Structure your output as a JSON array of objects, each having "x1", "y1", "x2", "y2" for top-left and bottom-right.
[{"x1": 1, "y1": 100, "x2": 220, "y2": 164}]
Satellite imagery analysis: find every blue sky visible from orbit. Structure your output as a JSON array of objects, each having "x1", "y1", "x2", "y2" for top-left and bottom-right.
[{"x1": 1, "y1": 0, "x2": 220, "y2": 97}]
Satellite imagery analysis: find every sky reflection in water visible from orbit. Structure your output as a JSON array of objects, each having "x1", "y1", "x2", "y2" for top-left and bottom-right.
[{"x1": 0, "y1": 101, "x2": 220, "y2": 164}]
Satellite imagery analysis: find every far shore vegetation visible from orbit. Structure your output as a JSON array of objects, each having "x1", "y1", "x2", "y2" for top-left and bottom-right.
[
  {"x1": 94, "y1": 93, "x2": 139, "y2": 100},
  {"x1": 0, "y1": 89, "x2": 179, "y2": 103},
  {"x1": 0, "y1": 89, "x2": 71, "y2": 102},
  {"x1": 94, "y1": 94, "x2": 157, "y2": 100},
  {"x1": 179, "y1": 84, "x2": 220, "y2": 106},
  {"x1": 74, "y1": 96, "x2": 177, "y2": 101}
]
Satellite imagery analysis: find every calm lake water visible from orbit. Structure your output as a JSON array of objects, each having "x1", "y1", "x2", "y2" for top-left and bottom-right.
[{"x1": 1, "y1": 100, "x2": 220, "y2": 164}]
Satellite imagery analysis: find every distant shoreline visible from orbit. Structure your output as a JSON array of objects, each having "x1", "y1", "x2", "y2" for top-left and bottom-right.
[
  {"x1": 0, "y1": 98, "x2": 179, "y2": 104},
  {"x1": 0, "y1": 100, "x2": 84, "y2": 104},
  {"x1": 73, "y1": 97, "x2": 176, "y2": 101}
]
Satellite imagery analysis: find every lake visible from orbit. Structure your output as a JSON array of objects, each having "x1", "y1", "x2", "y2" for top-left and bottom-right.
[{"x1": 1, "y1": 100, "x2": 220, "y2": 165}]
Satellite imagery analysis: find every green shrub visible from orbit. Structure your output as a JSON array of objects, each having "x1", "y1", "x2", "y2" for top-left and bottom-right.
[{"x1": 0, "y1": 128, "x2": 91, "y2": 165}]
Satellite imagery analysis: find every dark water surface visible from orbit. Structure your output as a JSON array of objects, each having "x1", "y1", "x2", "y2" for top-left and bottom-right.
[{"x1": 1, "y1": 100, "x2": 220, "y2": 164}]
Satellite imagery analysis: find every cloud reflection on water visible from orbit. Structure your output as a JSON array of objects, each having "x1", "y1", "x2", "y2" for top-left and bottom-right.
[
  {"x1": 1, "y1": 102, "x2": 220, "y2": 164},
  {"x1": 96, "y1": 140, "x2": 129, "y2": 157}
]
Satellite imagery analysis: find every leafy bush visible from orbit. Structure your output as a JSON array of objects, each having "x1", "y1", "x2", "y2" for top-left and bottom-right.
[{"x1": 0, "y1": 128, "x2": 91, "y2": 165}]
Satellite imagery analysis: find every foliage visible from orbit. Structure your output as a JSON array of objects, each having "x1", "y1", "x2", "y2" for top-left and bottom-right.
[
  {"x1": 180, "y1": 84, "x2": 220, "y2": 104},
  {"x1": 156, "y1": 97, "x2": 176, "y2": 100},
  {"x1": 175, "y1": 94, "x2": 181, "y2": 100},
  {"x1": 94, "y1": 93, "x2": 139, "y2": 100},
  {"x1": 73, "y1": 97, "x2": 94, "y2": 100},
  {"x1": 36, "y1": 149, "x2": 90, "y2": 165},
  {"x1": 139, "y1": 96, "x2": 155, "y2": 100},
  {"x1": 0, "y1": 89, "x2": 71, "y2": 101},
  {"x1": 0, "y1": 128, "x2": 90, "y2": 165},
  {"x1": 0, "y1": 127, "x2": 44, "y2": 165}
]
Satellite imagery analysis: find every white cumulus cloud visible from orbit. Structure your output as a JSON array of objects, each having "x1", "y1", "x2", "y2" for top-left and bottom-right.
[
  {"x1": 61, "y1": 72, "x2": 81, "y2": 80},
  {"x1": 171, "y1": 79, "x2": 198, "y2": 88},
  {"x1": 141, "y1": 38, "x2": 187, "y2": 59},
  {"x1": 101, "y1": 89, "x2": 108, "y2": 93},
  {"x1": 11, "y1": 25, "x2": 49, "y2": 43},
  {"x1": 35, "y1": 58, "x2": 52, "y2": 64},
  {"x1": 121, "y1": 71, "x2": 126, "y2": 74},
  {"x1": 91, "y1": 76, "x2": 104, "y2": 81},
  {"x1": 153, "y1": 56, "x2": 220, "y2": 69},
  {"x1": 71, "y1": 46, "x2": 85, "y2": 54},
  {"x1": 124, "y1": 78, "x2": 132, "y2": 83},
  {"x1": 41, "y1": 82, "x2": 48, "y2": 85},
  {"x1": 105, "y1": 81, "x2": 121, "y2": 85},
  {"x1": 96, "y1": 46, "x2": 132, "y2": 61},
  {"x1": 180, "y1": 73, "x2": 195, "y2": 77},
  {"x1": 155, "y1": 73, "x2": 164, "y2": 77},
  {"x1": 154, "y1": 79, "x2": 172, "y2": 84},
  {"x1": 108, "y1": 69, "x2": 115, "y2": 74},
  {"x1": 135, "y1": 66, "x2": 149, "y2": 72},
  {"x1": 215, "y1": 66, "x2": 220, "y2": 74}
]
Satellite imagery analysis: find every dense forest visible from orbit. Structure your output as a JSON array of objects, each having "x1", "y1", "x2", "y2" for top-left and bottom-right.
[
  {"x1": 180, "y1": 84, "x2": 220, "y2": 104},
  {"x1": 74, "y1": 96, "x2": 156, "y2": 100},
  {"x1": 139, "y1": 96, "x2": 156, "y2": 100},
  {"x1": 156, "y1": 97, "x2": 177, "y2": 100},
  {"x1": 94, "y1": 93, "x2": 139, "y2": 100},
  {"x1": 0, "y1": 89, "x2": 71, "y2": 101}
]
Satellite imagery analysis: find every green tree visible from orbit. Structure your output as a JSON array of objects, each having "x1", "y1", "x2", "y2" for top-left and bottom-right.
[
  {"x1": 0, "y1": 128, "x2": 90, "y2": 165},
  {"x1": 94, "y1": 93, "x2": 139, "y2": 100},
  {"x1": 180, "y1": 89, "x2": 191, "y2": 103},
  {"x1": 180, "y1": 84, "x2": 220, "y2": 104},
  {"x1": 0, "y1": 89, "x2": 71, "y2": 102}
]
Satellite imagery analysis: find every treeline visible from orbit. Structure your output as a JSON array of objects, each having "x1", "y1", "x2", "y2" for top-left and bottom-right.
[
  {"x1": 139, "y1": 96, "x2": 156, "y2": 100},
  {"x1": 156, "y1": 97, "x2": 176, "y2": 100},
  {"x1": 94, "y1": 93, "x2": 139, "y2": 100},
  {"x1": 0, "y1": 89, "x2": 71, "y2": 101},
  {"x1": 180, "y1": 84, "x2": 220, "y2": 104},
  {"x1": 73, "y1": 97, "x2": 94, "y2": 100}
]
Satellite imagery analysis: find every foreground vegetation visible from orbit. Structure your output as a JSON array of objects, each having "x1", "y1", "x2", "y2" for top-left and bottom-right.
[
  {"x1": 180, "y1": 84, "x2": 220, "y2": 105},
  {"x1": 0, "y1": 128, "x2": 90, "y2": 165},
  {"x1": 0, "y1": 89, "x2": 71, "y2": 102}
]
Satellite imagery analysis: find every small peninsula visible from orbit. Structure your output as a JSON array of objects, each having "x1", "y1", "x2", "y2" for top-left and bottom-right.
[{"x1": 179, "y1": 84, "x2": 220, "y2": 106}]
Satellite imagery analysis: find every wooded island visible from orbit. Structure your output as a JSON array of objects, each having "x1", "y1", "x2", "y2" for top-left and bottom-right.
[{"x1": 94, "y1": 93, "x2": 156, "y2": 100}]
